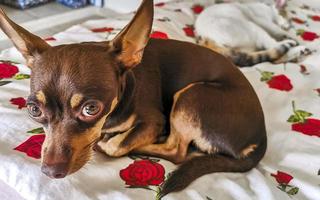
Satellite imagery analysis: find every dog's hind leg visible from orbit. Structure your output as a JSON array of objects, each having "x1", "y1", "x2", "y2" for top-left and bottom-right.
[
  {"x1": 133, "y1": 124, "x2": 192, "y2": 164},
  {"x1": 134, "y1": 83, "x2": 210, "y2": 164},
  {"x1": 151, "y1": 82, "x2": 267, "y2": 197}
]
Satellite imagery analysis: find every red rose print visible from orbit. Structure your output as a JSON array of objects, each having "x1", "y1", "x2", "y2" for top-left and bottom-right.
[
  {"x1": 91, "y1": 27, "x2": 114, "y2": 33},
  {"x1": 271, "y1": 171, "x2": 299, "y2": 197},
  {"x1": 309, "y1": 15, "x2": 320, "y2": 21},
  {"x1": 271, "y1": 170, "x2": 299, "y2": 196},
  {"x1": 150, "y1": 31, "x2": 169, "y2": 39},
  {"x1": 14, "y1": 134, "x2": 45, "y2": 159},
  {"x1": 296, "y1": 29, "x2": 319, "y2": 41},
  {"x1": 44, "y1": 37, "x2": 56, "y2": 41},
  {"x1": 259, "y1": 70, "x2": 293, "y2": 91},
  {"x1": 314, "y1": 88, "x2": 320, "y2": 96},
  {"x1": 183, "y1": 25, "x2": 195, "y2": 37},
  {"x1": 301, "y1": 31, "x2": 319, "y2": 41},
  {"x1": 192, "y1": 4, "x2": 204, "y2": 14},
  {"x1": 287, "y1": 101, "x2": 320, "y2": 137},
  {"x1": 267, "y1": 75, "x2": 293, "y2": 91},
  {"x1": 0, "y1": 62, "x2": 19, "y2": 78},
  {"x1": 291, "y1": 17, "x2": 305, "y2": 24},
  {"x1": 155, "y1": 2, "x2": 165, "y2": 7},
  {"x1": 291, "y1": 118, "x2": 320, "y2": 136},
  {"x1": 271, "y1": 171, "x2": 293, "y2": 185},
  {"x1": 10, "y1": 97, "x2": 27, "y2": 109},
  {"x1": 120, "y1": 159, "x2": 165, "y2": 186}
]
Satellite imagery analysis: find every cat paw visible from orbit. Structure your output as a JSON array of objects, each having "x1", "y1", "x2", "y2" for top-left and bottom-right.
[
  {"x1": 287, "y1": 46, "x2": 312, "y2": 59},
  {"x1": 275, "y1": 33, "x2": 290, "y2": 41},
  {"x1": 274, "y1": 45, "x2": 313, "y2": 63},
  {"x1": 279, "y1": 39, "x2": 298, "y2": 48}
]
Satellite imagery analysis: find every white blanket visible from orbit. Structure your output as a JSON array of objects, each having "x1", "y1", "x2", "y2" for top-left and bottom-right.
[{"x1": 0, "y1": 0, "x2": 320, "y2": 200}]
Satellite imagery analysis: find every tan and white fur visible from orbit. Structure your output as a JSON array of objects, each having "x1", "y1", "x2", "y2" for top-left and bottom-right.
[{"x1": 195, "y1": 0, "x2": 310, "y2": 66}]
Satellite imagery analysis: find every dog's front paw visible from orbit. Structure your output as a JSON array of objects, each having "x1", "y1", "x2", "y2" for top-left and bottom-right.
[{"x1": 96, "y1": 135, "x2": 129, "y2": 157}]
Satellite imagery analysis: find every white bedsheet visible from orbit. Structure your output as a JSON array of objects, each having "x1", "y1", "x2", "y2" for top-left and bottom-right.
[{"x1": 0, "y1": 0, "x2": 320, "y2": 200}]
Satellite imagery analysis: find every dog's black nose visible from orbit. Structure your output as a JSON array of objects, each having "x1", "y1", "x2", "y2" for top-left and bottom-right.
[{"x1": 41, "y1": 162, "x2": 68, "y2": 179}]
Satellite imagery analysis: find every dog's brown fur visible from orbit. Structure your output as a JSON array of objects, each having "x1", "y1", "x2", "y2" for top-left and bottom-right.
[{"x1": 0, "y1": 0, "x2": 267, "y2": 197}]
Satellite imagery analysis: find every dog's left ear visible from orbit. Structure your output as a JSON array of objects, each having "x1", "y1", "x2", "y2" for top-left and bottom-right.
[
  {"x1": 0, "y1": 8, "x2": 50, "y2": 67},
  {"x1": 111, "y1": 0, "x2": 154, "y2": 69}
]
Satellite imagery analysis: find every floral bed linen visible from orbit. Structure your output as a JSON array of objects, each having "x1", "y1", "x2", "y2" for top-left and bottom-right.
[{"x1": 0, "y1": 0, "x2": 320, "y2": 200}]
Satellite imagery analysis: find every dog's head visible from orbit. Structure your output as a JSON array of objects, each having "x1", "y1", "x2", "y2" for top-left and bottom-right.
[{"x1": 0, "y1": 0, "x2": 153, "y2": 178}]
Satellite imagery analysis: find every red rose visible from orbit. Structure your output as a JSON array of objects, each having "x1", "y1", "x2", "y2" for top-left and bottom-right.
[
  {"x1": 155, "y1": 2, "x2": 165, "y2": 7},
  {"x1": 287, "y1": 102, "x2": 320, "y2": 137},
  {"x1": 14, "y1": 134, "x2": 45, "y2": 159},
  {"x1": 310, "y1": 15, "x2": 320, "y2": 21},
  {"x1": 300, "y1": 31, "x2": 319, "y2": 41},
  {"x1": 267, "y1": 75, "x2": 293, "y2": 91},
  {"x1": 0, "y1": 63, "x2": 19, "y2": 78},
  {"x1": 91, "y1": 27, "x2": 114, "y2": 33},
  {"x1": 150, "y1": 31, "x2": 169, "y2": 39},
  {"x1": 183, "y1": 25, "x2": 195, "y2": 37},
  {"x1": 10, "y1": 97, "x2": 27, "y2": 109},
  {"x1": 292, "y1": 118, "x2": 320, "y2": 137},
  {"x1": 120, "y1": 160, "x2": 165, "y2": 186},
  {"x1": 192, "y1": 4, "x2": 204, "y2": 14},
  {"x1": 271, "y1": 171, "x2": 293, "y2": 185},
  {"x1": 291, "y1": 17, "x2": 305, "y2": 24}
]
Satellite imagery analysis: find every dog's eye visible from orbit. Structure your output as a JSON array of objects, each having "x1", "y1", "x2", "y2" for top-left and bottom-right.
[
  {"x1": 27, "y1": 104, "x2": 42, "y2": 118},
  {"x1": 82, "y1": 101, "x2": 101, "y2": 117}
]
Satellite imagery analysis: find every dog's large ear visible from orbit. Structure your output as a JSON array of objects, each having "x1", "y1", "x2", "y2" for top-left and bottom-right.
[
  {"x1": 0, "y1": 8, "x2": 50, "y2": 67},
  {"x1": 111, "y1": 0, "x2": 153, "y2": 69}
]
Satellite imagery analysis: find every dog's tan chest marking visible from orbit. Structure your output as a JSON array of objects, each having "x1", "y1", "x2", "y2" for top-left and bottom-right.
[
  {"x1": 70, "y1": 93, "x2": 83, "y2": 109},
  {"x1": 36, "y1": 91, "x2": 46, "y2": 105}
]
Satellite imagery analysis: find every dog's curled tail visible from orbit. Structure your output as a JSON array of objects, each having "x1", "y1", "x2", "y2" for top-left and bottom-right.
[{"x1": 158, "y1": 138, "x2": 267, "y2": 198}]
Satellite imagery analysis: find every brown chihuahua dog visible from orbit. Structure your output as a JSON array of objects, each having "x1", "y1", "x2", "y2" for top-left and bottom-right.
[{"x1": 0, "y1": 0, "x2": 267, "y2": 197}]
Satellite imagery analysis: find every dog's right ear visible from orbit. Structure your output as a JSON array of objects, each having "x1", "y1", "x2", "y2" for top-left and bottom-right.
[{"x1": 0, "y1": 8, "x2": 50, "y2": 67}]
